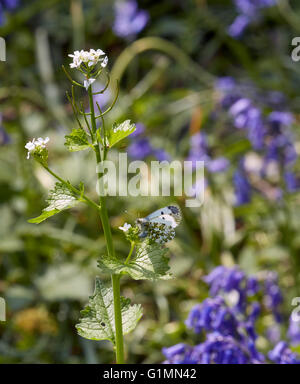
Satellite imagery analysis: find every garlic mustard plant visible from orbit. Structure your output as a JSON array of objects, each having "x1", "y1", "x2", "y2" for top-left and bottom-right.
[{"x1": 26, "y1": 49, "x2": 180, "y2": 364}]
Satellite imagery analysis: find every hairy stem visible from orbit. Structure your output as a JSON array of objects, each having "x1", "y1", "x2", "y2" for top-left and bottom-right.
[{"x1": 88, "y1": 85, "x2": 125, "y2": 364}]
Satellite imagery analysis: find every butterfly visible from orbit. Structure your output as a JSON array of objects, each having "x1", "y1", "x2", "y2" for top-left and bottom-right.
[{"x1": 136, "y1": 205, "x2": 181, "y2": 243}]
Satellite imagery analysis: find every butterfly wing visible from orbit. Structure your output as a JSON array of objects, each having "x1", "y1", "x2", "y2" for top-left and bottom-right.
[
  {"x1": 136, "y1": 205, "x2": 181, "y2": 239},
  {"x1": 145, "y1": 205, "x2": 181, "y2": 228}
]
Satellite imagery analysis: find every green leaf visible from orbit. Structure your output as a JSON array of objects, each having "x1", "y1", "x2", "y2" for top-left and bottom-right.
[
  {"x1": 98, "y1": 242, "x2": 172, "y2": 280},
  {"x1": 28, "y1": 182, "x2": 79, "y2": 224},
  {"x1": 65, "y1": 128, "x2": 90, "y2": 151},
  {"x1": 28, "y1": 209, "x2": 59, "y2": 224},
  {"x1": 107, "y1": 120, "x2": 136, "y2": 147},
  {"x1": 76, "y1": 278, "x2": 142, "y2": 343}
]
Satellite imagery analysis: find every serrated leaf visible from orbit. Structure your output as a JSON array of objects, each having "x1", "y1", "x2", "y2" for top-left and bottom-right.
[
  {"x1": 28, "y1": 182, "x2": 79, "y2": 224},
  {"x1": 65, "y1": 128, "x2": 90, "y2": 151},
  {"x1": 76, "y1": 278, "x2": 142, "y2": 343},
  {"x1": 98, "y1": 242, "x2": 172, "y2": 280},
  {"x1": 107, "y1": 120, "x2": 136, "y2": 147}
]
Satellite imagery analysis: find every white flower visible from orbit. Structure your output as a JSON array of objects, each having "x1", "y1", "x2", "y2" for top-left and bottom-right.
[
  {"x1": 25, "y1": 137, "x2": 49, "y2": 159},
  {"x1": 69, "y1": 49, "x2": 108, "y2": 69},
  {"x1": 101, "y1": 55, "x2": 108, "y2": 68},
  {"x1": 119, "y1": 223, "x2": 132, "y2": 232},
  {"x1": 83, "y1": 78, "x2": 96, "y2": 90}
]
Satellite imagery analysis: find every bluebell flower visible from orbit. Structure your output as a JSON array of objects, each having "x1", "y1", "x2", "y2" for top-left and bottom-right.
[
  {"x1": 204, "y1": 266, "x2": 250, "y2": 311},
  {"x1": 268, "y1": 341, "x2": 300, "y2": 364},
  {"x1": 249, "y1": 302, "x2": 261, "y2": 323},
  {"x1": 113, "y1": 0, "x2": 149, "y2": 39},
  {"x1": 228, "y1": 14, "x2": 251, "y2": 38},
  {"x1": 128, "y1": 123, "x2": 170, "y2": 161},
  {"x1": 233, "y1": 160, "x2": 252, "y2": 205},
  {"x1": 187, "y1": 132, "x2": 229, "y2": 174},
  {"x1": 229, "y1": 0, "x2": 276, "y2": 38},
  {"x1": 0, "y1": 0, "x2": 19, "y2": 25},
  {"x1": 187, "y1": 132, "x2": 209, "y2": 163},
  {"x1": 0, "y1": 127, "x2": 10, "y2": 145},
  {"x1": 228, "y1": 98, "x2": 265, "y2": 149},
  {"x1": 185, "y1": 297, "x2": 239, "y2": 337},
  {"x1": 164, "y1": 266, "x2": 299, "y2": 364},
  {"x1": 247, "y1": 277, "x2": 260, "y2": 296},
  {"x1": 153, "y1": 149, "x2": 171, "y2": 162},
  {"x1": 128, "y1": 137, "x2": 153, "y2": 159},
  {"x1": 2, "y1": 0, "x2": 19, "y2": 9},
  {"x1": 263, "y1": 272, "x2": 283, "y2": 323},
  {"x1": 192, "y1": 333, "x2": 259, "y2": 364},
  {"x1": 0, "y1": 115, "x2": 10, "y2": 145},
  {"x1": 162, "y1": 343, "x2": 197, "y2": 364},
  {"x1": 268, "y1": 111, "x2": 294, "y2": 131},
  {"x1": 215, "y1": 77, "x2": 236, "y2": 92},
  {"x1": 206, "y1": 157, "x2": 229, "y2": 173},
  {"x1": 284, "y1": 171, "x2": 300, "y2": 192},
  {"x1": 288, "y1": 317, "x2": 300, "y2": 346},
  {"x1": 131, "y1": 122, "x2": 145, "y2": 138}
]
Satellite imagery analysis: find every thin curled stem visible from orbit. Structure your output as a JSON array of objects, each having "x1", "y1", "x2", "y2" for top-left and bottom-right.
[
  {"x1": 111, "y1": 37, "x2": 214, "y2": 86},
  {"x1": 95, "y1": 81, "x2": 119, "y2": 119},
  {"x1": 62, "y1": 65, "x2": 85, "y2": 88}
]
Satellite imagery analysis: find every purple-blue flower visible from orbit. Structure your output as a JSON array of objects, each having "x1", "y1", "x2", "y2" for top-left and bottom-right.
[
  {"x1": 288, "y1": 317, "x2": 300, "y2": 346},
  {"x1": 0, "y1": 0, "x2": 19, "y2": 25},
  {"x1": 233, "y1": 161, "x2": 252, "y2": 205},
  {"x1": 229, "y1": 0, "x2": 276, "y2": 38},
  {"x1": 228, "y1": 14, "x2": 251, "y2": 38},
  {"x1": 162, "y1": 343, "x2": 197, "y2": 364},
  {"x1": 0, "y1": 115, "x2": 10, "y2": 145},
  {"x1": 128, "y1": 123, "x2": 170, "y2": 161},
  {"x1": 185, "y1": 297, "x2": 239, "y2": 337},
  {"x1": 163, "y1": 266, "x2": 299, "y2": 364},
  {"x1": 268, "y1": 341, "x2": 300, "y2": 364},
  {"x1": 113, "y1": 0, "x2": 149, "y2": 39},
  {"x1": 187, "y1": 132, "x2": 229, "y2": 173},
  {"x1": 192, "y1": 333, "x2": 261, "y2": 364},
  {"x1": 263, "y1": 272, "x2": 283, "y2": 323},
  {"x1": 128, "y1": 137, "x2": 153, "y2": 159}
]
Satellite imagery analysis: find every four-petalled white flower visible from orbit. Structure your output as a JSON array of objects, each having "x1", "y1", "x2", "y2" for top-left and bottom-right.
[
  {"x1": 119, "y1": 223, "x2": 132, "y2": 232},
  {"x1": 68, "y1": 49, "x2": 108, "y2": 69},
  {"x1": 84, "y1": 78, "x2": 96, "y2": 90},
  {"x1": 25, "y1": 137, "x2": 49, "y2": 159}
]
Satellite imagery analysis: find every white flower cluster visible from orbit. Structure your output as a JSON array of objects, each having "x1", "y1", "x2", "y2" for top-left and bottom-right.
[
  {"x1": 69, "y1": 49, "x2": 108, "y2": 69},
  {"x1": 119, "y1": 223, "x2": 132, "y2": 232},
  {"x1": 25, "y1": 137, "x2": 49, "y2": 159},
  {"x1": 147, "y1": 223, "x2": 175, "y2": 244}
]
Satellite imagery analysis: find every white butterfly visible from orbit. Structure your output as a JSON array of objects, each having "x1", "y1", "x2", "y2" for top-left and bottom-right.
[{"x1": 136, "y1": 205, "x2": 181, "y2": 240}]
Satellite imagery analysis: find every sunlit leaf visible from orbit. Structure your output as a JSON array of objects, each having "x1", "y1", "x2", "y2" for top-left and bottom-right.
[
  {"x1": 28, "y1": 182, "x2": 79, "y2": 224},
  {"x1": 107, "y1": 120, "x2": 136, "y2": 147},
  {"x1": 98, "y1": 241, "x2": 172, "y2": 280},
  {"x1": 76, "y1": 278, "x2": 142, "y2": 343},
  {"x1": 65, "y1": 128, "x2": 90, "y2": 151}
]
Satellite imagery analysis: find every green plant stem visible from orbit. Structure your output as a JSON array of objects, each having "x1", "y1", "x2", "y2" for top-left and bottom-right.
[
  {"x1": 111, "y1": 274, "x2": 124, "y2": 363},
  {"x1": 125, "y1": 242, "x2": 135, "y2": 264},
  {"x1": 43, "y1": 165, "x2": 100, "y2": 211},
  {"x1": 88, "y1": 85, "x2": 125, "y2": 364}
]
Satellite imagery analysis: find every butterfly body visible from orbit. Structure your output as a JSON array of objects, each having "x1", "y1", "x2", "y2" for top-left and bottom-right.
[{"x1": 136, "y1": 205, "x2": 181, "y2": 243}]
